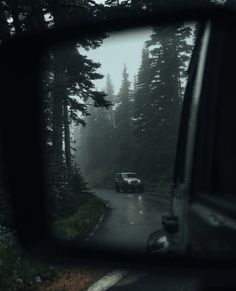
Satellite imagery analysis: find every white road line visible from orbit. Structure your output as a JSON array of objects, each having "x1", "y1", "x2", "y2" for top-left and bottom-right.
[
  {"x1": 87, "y1": 270, "x2": 128, "y2": 291},
  {"x1": 85, "y1": 212, "x2": 105, "y2": 241}
]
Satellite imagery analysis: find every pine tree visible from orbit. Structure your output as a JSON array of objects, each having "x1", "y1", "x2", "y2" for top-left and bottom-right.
[
  {"x1": 75, "y1": 75, "x2": 115, "y2": 187},
  {"x1": 143, "y1": 23, "x2": 193, "y2": 184},
  {"x1": 132, "y1": 46, "x2": 152, "y2": 138},
  {"x1": 31, "y1": 0, "x2": 111, "y2": 213},
  {"x1": 132, "y1": 46, "x2": 153, "y2": 175},
  {"x1": 75, "y1": 106, "x2": 100, "y2": 186},
  {"x1": 114, "y1": 65, "x2": 133, "y2": 171},
  {"x1": 105, "y1": 74, "x2": 115, "y2": 126}
]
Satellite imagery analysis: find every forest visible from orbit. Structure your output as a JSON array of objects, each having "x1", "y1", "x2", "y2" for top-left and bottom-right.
[
  {"x1": 0, "y1": 0, "x2": 197, "y2": 238},
  {"x1": 75, "y1": 24, "x2": 195, "y2": 192},
  {"x1": 0, "y1": 0, "x2": 224, "y2": 233}
]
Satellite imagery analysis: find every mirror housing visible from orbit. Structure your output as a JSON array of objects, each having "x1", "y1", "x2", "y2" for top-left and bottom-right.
[{"x1": 0, "y1": 5, "x2": 236, "y2": 268}]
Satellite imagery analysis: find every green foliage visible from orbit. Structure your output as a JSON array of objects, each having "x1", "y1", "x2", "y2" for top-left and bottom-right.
[
  {"x1": 46, "y1": 163, "x2": 90, "y2": 219},
  {"x1": 132, "y1": 46, "x2": 153, "y2": 173},
  {"x1": 69, "y1": 166, "x2": 88, "y2": 192},
  {"x1": 54, "y1": 193, "x2": 105, "y2": 240},
  {"x1": 76, "y1": 24, "x2": 195, "y2": 191},
  {"x1": 76, "y1": 74, "x2": 115, "y2": 187},
  {"x1": 113, "y1": 65, "x2": 133, "y2": 170},
  {"x1": 0, "y1": 162, "x2": 13, "y2": 228},
  {"x1": 0, "y1": 233, "x2": 55, "y2": 291},
  {"x1": 38, "y1": 1, "x2": 111, "y2": 217},
  {"x1": 130, "y1": 23, "x2": 195, "y2": 187},
  {"x1": 0, "y1": 185, "x2": 13, "y2": 228}
]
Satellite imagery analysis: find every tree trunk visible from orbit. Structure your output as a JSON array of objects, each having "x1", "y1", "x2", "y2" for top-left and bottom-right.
[
  {"x1": 52, "y1": 91, "x2": 63, "y2": 168},
  {"x1": 48, "y1": 0, "x2": 69, "y2": 196},
  {"x1": 64, "y1": 100, "x2": 72, "y2": 171},
  {"x1": 52, "y1": 52, "x2": 65, "y2": 187}
]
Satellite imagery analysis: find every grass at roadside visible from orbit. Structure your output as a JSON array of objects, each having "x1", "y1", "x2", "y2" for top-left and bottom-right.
[
  {"x1": 54, "y1": 193, "x2": 106, "y2": 240},
  {"x1": 0, "y1": 233, "x2": 56, "y2": 291},
  {"x1": 0, "y1": 192, "x2": 106, "y2": 290}
]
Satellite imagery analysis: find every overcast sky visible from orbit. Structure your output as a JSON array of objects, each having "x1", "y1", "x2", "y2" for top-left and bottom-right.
[{"x1": 82, "y1": 27, "x2": 152, "y2": 94}]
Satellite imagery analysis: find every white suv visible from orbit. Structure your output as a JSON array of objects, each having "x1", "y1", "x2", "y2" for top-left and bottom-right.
[{"x1": 115, "y1": 172, "x2": 144, "y2": 193}]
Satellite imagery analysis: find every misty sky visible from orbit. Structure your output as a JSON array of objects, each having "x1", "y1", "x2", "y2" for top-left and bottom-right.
[{"x1": 82, "y1": 27, "x2": 152, "y2": 93}]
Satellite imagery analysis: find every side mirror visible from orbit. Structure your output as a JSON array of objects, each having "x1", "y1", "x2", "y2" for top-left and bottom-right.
[{"x1": 0, "y1": 6, "x2": 236, "y2": 268}]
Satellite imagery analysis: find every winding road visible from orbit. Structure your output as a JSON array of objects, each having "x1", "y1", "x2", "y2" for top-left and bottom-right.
[
  {"x1": 87, "y1": 189, "x2": 171, "y2": 254},
  {"x1": 86, "y1": 190, "x2": 202, "y2": 291}
]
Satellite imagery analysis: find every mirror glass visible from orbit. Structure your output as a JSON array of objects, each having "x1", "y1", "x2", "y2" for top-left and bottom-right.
[{"x1": 41, "y1": 22, "x2": 201, "y2": 256}]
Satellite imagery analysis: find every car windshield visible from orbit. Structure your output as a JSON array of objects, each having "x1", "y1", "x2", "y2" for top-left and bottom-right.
[{"x1": 123, "y1": 173, "x2": 136, "y2": 178}]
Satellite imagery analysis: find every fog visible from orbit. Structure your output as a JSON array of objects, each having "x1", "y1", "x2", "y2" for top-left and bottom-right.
[{"x1": 82, "y1": 27, "x2": 152, "y2": 93}]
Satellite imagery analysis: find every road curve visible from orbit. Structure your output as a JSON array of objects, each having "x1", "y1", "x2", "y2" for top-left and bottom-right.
[{"x1": 86, "y1": 189, "x2": 171, "y2": 254}]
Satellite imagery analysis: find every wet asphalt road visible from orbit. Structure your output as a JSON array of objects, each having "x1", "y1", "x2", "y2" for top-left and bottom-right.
[
  {"x1": 87, "y1": 189, "x2": 171, "y2": 254},
  {"x1": 86, "y1": 189, "x2": 202, "y2": 291},
  {"x1": 86, "y1": 189, "x2": 236, "y2": 291}
]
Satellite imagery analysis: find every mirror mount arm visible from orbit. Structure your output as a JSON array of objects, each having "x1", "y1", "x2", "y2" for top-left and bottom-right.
[{"x1": 161, "y1": 183, "x2": 189, "y2": 254}]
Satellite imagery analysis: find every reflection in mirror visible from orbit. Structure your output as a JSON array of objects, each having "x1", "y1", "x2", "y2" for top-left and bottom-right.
[{"x1": 41, "y1": 23, "x2": 197, "y2": 256}]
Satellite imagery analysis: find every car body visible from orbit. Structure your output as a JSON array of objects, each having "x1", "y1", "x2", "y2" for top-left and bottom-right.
[
  {"x1": 115, "y1": 172, "x2": 144, "y2": 193},
  {"x1": 147, "y1": 17, "x2": 236, "y2": 261}
]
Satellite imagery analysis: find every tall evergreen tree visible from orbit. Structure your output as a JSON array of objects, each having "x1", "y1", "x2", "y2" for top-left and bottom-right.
[
  {"x1": 114, "y1": 65, "x2": 133, "y2": 171},
  {"x1": 143, "y1": 23, "x2": 193, "y2": 183},
  {"x1": 132, "y1": 46, "x2": 152, "y2": 136},
  {"x1": 132, "y1": 46, "x2": 153, "y2": 175},
  {"x1": 75, "y1": 75, "x2": 115, "y2": 187},
  {"x1": 105, "y1": 74, "x2": 115, "y2": 126}
]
